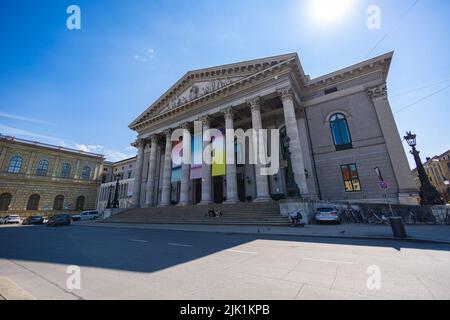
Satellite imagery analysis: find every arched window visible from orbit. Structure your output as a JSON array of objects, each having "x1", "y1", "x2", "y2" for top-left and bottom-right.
[
  {"x1": 81, "y1": 166, "x2": 91, "y2": 180},
  {"x1": 76, "y1": 196, "x2": 85, "y2": 211},
  {"x1": 8, "y1": 155, "x2": 23, "y2": 174},
  {"x1": 27, "y1": 194, "x2": 40, "y2": 211},
  {"x1": 60, "y1": 163, "x2": 72, "y2": 178},
  {"x1": 36, "y1": 160, "x2": 49, "y2": 177},
  {"x1": 0, "y1": 193, "x2": 12, "y2": 211},
  {"x1": 330, "y1": 113, "x2": 352, "y2": 151},
  {"x1": 53, "y1": 195, "x2": 64, "y2": 211}
]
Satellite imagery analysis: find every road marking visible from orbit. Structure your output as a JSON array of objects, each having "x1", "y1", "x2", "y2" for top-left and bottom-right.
[
  {"x1": 0, "y1": 277, "x2": 36, "y2": 300},
  {"x1": 226, "y1": 249, "x2": 258, "y2": 255},
  {"x1": 130, "y1": 239, "x2": 148, "y2": 243},
  {"x1": 168, "y1": 243, "x2": 193, "y2": 248},
  {"x1": 303, "y1": 258, "x2": 358, "y2": 265}
]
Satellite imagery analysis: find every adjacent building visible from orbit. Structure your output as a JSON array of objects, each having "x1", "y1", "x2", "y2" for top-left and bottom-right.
[
  {"x1": 97, "y1": 157, "x2": 137, "y2": 211},
  {"x1": 0, "y1": 135, "x2": 104, "y2": 214},
  {"x1": 127, "y1": 52, "x2": 419, "y2": 209},
  {"x1": 413, "y1": 150, "x2": 450, "y2": 203}
]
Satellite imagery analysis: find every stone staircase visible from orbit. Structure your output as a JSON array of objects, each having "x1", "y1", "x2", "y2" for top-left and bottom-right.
[{"x1": 104, "y1": 202, "x2": 289, "y2": 226}]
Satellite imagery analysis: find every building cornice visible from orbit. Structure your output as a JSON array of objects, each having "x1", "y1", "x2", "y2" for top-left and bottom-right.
[
  {"x1": 304, "y1": 52, "x2": 393, "y2": 92},
  {"x1": 129, "y1": 54, "x2": 306, "y2": 132}
]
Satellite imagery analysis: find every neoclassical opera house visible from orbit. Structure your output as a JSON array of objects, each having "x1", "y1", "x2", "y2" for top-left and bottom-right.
[{"x1": 128, "y1": 52, "x2": 418, "y2": 210}]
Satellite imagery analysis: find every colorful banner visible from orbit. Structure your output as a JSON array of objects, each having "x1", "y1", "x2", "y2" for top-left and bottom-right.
[
  {"x1": 190, "y1": 134, "x2": 203, "y2": 180},
  {"x1": 212, "y1": 129, "x2": 226, "y2": 177},
  {"x1": 171, "y1": 141, "x2": 183, "y2": 183}
]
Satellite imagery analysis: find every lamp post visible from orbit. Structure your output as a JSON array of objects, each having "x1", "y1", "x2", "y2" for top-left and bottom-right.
[
  {"x1": 281, "y1": 130, "x2": 300, "y2": 198},
  {"x1": 404, "y1": 131, "x2": 444, "y2": 205},
  {"x1": 106, "y1": 185, "x2": 114, "y2": 209},
  {"x1": 112, "y1": 173, "x2": 122, "y2": 209}
]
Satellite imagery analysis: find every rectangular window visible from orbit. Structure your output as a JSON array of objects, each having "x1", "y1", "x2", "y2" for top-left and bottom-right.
[
  {"x1": 341, "y1": 164, "x2": 362, "y2": 192},
  {"x1": 324, "y1": 87, "x2": 338, "y2": 95}
]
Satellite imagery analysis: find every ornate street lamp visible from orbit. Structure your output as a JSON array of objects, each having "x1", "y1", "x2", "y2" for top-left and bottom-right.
[
  {"x1": 281, "y1": 129, "x2": 300, "y2": 198},
  {"x1": 112, "y1": 173, "x2": 122, "y2": 209},
  {"x1": 106, "y1": 185, "x2": 114, "y2": 209},
  {"x1": 404, "y1": 131, "x2": 444, "y2": 205}
]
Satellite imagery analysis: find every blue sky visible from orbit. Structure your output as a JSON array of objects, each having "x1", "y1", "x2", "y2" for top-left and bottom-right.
[{"x1": 0, "y1": 0, "x2": 449, "y2": 167}]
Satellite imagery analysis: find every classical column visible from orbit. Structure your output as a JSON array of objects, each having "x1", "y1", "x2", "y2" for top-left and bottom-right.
[
  {"x1": 26, "y1": 152, "x2": 36, "y2": 175},
  {"x1": 199, "y1": 116, "x2": 213, "y2": 205},
  {"x1": 52, "y1": 157, "x2": 60, "y2": 177},
  {"x1": 0, "y1": 147, "x2": 8, "y2": 170},
  {"x1": 278, "y1": 86, "x2": 309, "y2": 197},
  {"x1": 223, "y1": 107, "x2": 239, "y2": 203},
  {"x1": 145, "y1": 135, "x2": 158, "y2": 207},
  {"x1": 367, "y1": 84, "x2": 418, "y2": 203},
  {"x1": 248, "y1": 97, "x2": 271, "y2": 202},
  {"x1": 179, "y1": 123, "x2": 192, "y2": 206},
  {"x1": 131, "y1": 139, "x2": 146, "y2": 208},
  {"x1": 93, "y1": 164, "x2": 99, "y2": 181},
  {"x1": 74, "y1": 160, "x2": 81, "y2": 180},
  {"x1": 160, "y1": 129, "x2": 173, "y2": 207}
]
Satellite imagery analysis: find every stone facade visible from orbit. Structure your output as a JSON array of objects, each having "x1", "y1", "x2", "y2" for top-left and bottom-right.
[
  {"x1": 0, "y1": 135, "x2": 104, "y2": 215},
  {"x1": 124, "y1": 52, "x2": 418, "y2": 209}
]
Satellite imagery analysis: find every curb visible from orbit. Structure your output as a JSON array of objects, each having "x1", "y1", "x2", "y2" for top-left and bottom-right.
[{"x1": 73, "y1": 223, "x2": 450, "y2": 246}]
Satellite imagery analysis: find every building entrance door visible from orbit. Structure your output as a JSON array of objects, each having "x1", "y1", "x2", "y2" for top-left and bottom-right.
[
  {"x1": 194, "y1": 179, "x2": 202, "y2": 204},
  {"x1": 237, "y1": 174, "x2": 246, "y2": 202},
  {"x1": 213, "y1": 177, "x2": 224, "y2": 204}
]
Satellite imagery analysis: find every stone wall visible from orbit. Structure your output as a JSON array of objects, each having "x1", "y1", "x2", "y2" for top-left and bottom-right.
[{"x1": 0, "y1": 180, "x2": 98, "y2": 212}]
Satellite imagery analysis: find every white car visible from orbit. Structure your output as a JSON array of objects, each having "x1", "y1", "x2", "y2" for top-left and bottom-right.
[
  {"x1": 0, "y1": 215, "x2": 21, "y2": 225},
  {"x1": 72, "y1": 211, "x2": 100, "y2": 222},
  {"x1": 315, "y1": 207, "x2": 342, "y2": 224}
]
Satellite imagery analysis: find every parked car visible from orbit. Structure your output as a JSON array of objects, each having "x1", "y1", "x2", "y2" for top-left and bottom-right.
[
  {"x1": 0, "y1": 215, "x2": 21, "y2": 225},
  {"x1": 72, "y1": 211, "x2": 100, "y2": 222},
  {"x1": 71, "y1": 214, "x2": 81, "y2": 222},
  {"x1": 315, "y1": 206, "x2": 341, "y2": 224},
  {"x1": 47, "y1": 214, "x2": 72, "y2": 227},
  {"x1": 22, "y1": 216, "x2": 45, "y2": 225}
]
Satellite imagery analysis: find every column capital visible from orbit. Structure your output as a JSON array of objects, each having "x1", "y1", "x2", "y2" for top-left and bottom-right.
[
  {"x1": 163, "y1": 129, "x2": 172, "y2": 139},
  {"x1": 198, "y1": 115, "x2": 211, "y2": 128},
  {"x1": 179, "y1": 122, "x2": 192, "y2": 131},
  {"x1": 132, "y1": 138, "x2": 146, "y2": 149},
  {"x1": 221, "y1": 107, "x2": 234, "y2": 120},
  {"x1": 149, "y1": 135, "x2": 159, "y2": 145},
  {"x1": 277, "y1": 86, "x2": 295, "y2": 102},
  {"x1": 367, "y1": 84, "x2": 388, "y2": 100},
  {"x1": 247, "y1": 96, "x2": 262, "y2": 113}
]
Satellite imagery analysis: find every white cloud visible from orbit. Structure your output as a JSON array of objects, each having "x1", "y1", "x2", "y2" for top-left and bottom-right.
[
  {"x1": 75, "y1": 144, "x2": 135, "y2": 162},
  {"x1": 0, "y1": 112, "x2": 54, "y2": 126},
  {"x1": 134, "y1": 48, "x2": 156, "y2": 63},
  {"x1": 0, "y1": 125, "x2": 135, "y2": 163},
  {"x1": 0, "y1": 124, "x2": 65, "y2": 145}
]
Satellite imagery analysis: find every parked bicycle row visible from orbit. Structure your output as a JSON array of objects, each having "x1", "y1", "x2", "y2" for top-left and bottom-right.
[{"x1": 313, "y1": 205, "x2": 450, "y2": 225}]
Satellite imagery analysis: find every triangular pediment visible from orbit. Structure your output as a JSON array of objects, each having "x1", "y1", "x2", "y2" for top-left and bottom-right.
[
  {"x1": 157, "y1": 76, "x2": 244, "y2": 115},
  {"x1": 130, "y1": 53, "x2": 303, "y2": 130}
]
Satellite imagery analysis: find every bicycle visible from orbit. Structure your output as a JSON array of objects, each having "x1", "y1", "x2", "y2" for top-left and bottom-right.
[
  {"x1": 403, "y1": 210, "x2": 417, "y2": 225},
  {"x1": 367, "y1": 209, "x2": 391, "y2": 225},
  {"x1": 403, "y1": 209, "x2": 437, "y2": 225}
]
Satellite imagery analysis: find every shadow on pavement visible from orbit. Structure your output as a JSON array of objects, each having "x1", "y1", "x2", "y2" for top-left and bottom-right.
[{"x1": 0, "y1": 225, "x2": 449, "y2": 274}]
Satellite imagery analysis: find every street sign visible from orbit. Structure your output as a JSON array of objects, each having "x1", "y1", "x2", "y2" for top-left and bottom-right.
[
  {"x1": 374, "y1": 167, "x2": 384, "y2": 181},
  {"x1": 379, "y1": 181, "x2": 390, "y2": 191}
]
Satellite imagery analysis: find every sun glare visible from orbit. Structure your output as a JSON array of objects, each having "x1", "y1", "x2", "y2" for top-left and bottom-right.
[{"x1": 309, "y1": 0, "x2": 356, "y2": 24}]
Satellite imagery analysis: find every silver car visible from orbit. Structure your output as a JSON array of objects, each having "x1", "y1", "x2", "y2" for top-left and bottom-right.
[
  {"x1": 315, "y1": 207, "x2": 341, "y2": 224},
  {"x1": 0, "y1": 215, "x2": 21, "y2": 225}
]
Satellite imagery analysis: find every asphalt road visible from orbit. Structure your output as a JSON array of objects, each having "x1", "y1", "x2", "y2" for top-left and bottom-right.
[{"x1": 0, "y1": 224, "x2": 449, "y2": 300}]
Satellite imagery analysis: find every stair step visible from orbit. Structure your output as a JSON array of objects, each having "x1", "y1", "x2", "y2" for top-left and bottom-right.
[{"x1": 105, "y1": 202, "x2": 288, "y2": 226}]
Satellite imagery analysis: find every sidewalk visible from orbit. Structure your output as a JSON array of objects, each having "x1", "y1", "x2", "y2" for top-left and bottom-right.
[{"x1": 73, "y1": 221, "x2": 450, "y2": 245}]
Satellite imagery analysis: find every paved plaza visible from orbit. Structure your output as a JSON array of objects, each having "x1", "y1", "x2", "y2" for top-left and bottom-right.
[{"x1": 1, "y1": 223, "x2": 449, "y2": 300}]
